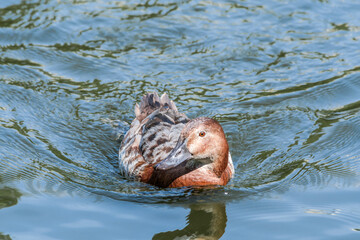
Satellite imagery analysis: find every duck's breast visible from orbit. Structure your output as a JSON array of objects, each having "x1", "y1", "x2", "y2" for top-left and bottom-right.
[{"x1": 168, "y1": 152, "x2": 234, "y2": 187}]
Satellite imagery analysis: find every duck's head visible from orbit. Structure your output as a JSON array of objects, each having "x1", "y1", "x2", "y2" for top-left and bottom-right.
[{"x1": 151, "y1": 117, "x2": 230, "y2": 187}]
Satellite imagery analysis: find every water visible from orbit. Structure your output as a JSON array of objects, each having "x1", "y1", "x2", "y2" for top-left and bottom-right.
[{"x1": 1, "y1": 0, "x2": 360, "y2": 239}]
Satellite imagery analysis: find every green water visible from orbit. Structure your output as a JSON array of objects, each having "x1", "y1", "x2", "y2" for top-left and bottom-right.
[{"x1": 1, "y1": 0, "x2": 360, "y2": 239}]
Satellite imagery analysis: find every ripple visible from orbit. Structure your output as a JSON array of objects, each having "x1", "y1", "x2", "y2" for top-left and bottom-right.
[
  {"x1": 2, "y1": 72, "x2": 360, "y2": 204},
  {"x1": 0, "y1": 0, "x2": 360, "y2": 209}
]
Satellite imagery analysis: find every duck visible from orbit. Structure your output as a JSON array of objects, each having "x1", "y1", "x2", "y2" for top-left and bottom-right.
[{"x1": 119, "y1": 92, "x2": 234, "y2": 188}]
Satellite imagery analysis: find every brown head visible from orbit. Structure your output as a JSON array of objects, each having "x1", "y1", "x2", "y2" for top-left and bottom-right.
[{"x1": 148, "y1": 117, "x2": 231, "y2": 187}]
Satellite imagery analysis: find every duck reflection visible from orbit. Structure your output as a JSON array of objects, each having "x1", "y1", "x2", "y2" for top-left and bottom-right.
[{"x1": 153, "y1": 203, "x2": 227, "y2": 240}]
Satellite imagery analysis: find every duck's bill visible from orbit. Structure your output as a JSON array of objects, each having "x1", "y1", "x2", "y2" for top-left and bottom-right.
[{"x1": 154, "y1": 139, "x2": 192, "y2": 171}]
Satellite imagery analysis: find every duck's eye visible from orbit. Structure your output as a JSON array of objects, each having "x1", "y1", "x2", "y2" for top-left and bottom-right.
[{"x1": 199, "y1": 131, "x2": 206, "y2": 137}]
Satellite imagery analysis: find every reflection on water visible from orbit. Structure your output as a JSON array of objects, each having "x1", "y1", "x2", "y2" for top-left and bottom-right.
[
  {"x1": 0, "y1": 187, "x2": 19, "y2": 240},
  {"x1": 0, "y1": 187, "x2": 21, "y2": 210},
  {"x1": 0, "y1": 233, "x2": 12, "y2": 240},
  {"x1": 153, "y1": 203, "x2": 226, "y2": 240}
]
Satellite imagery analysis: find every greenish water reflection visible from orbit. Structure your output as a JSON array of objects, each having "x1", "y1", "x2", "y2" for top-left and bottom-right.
[
  {"x1": 153, "y1": 203, "x2": 226, "y2": 240},
  {"x1": 0, "y1": 233, "x2": 12, "y2": 240},
  {"x1": 0, "y1": 187, "x2": 19, "y2": 240},
  {"x1": 0, "y1": 187, "x2": 21, "y2": 210}
]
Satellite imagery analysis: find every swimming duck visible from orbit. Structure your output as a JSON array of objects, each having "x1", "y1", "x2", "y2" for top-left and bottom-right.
[{"x1": 119, "y1": 92, "x2": 234, "y2": 188}]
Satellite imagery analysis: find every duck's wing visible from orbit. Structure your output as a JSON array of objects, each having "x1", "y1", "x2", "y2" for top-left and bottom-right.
[
  {"x1": 139, "y1": 109, "x2": 189, "y2": 165},
  {"x1": 119, "y1": 93, "x2": 189, "y2": 181},
  {"x1": 135, "y1": 92, "x2": 179, "y2": 122}
]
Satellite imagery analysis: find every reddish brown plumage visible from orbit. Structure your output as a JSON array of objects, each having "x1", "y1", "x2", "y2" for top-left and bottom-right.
[
  {"x1": 119, "y1": 92, "x2": 234, "y2": 188},
  {"x1": 168, "y1": 161, "x2": 234, "y2": 188}
]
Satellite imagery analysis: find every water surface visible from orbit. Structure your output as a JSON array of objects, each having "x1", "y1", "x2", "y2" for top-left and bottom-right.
[{"x1": 1, "y1": 0, "x2": 360, "y2": 239}]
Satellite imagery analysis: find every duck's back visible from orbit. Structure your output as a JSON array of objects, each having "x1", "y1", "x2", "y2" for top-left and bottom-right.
[{"x1": 119, "y1": 93, "x2": 189, "y2": 180}]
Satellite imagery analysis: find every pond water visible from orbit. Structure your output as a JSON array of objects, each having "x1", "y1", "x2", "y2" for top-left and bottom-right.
[{"x1": 1, "y1": 0, "x2": 360, "y2": 239}]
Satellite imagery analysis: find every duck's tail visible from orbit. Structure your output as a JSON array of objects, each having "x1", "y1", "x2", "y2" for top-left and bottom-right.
[{"x1": 135, "y1": 92, "x2": 178, "y2": 122}]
